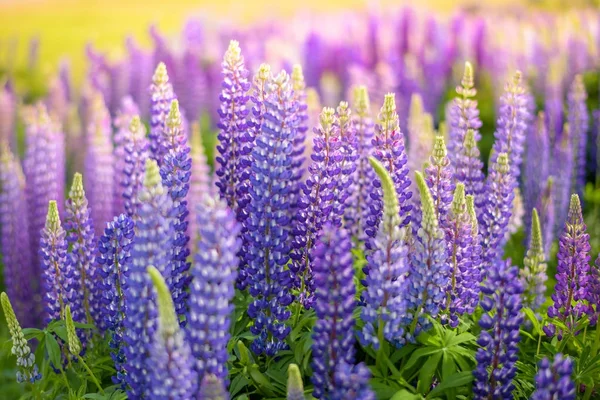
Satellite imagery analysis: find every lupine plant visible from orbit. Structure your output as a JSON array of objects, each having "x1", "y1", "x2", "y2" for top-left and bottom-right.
[{"x1": 2, "y1": 10, "x2": 600, "y2": 400}]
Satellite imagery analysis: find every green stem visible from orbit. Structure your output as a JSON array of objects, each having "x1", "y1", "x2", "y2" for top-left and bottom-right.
[
  {"x1": 536, "y1": 330, "x2": 542, "y2": 356},
  {"x1": 376, "y1": 317, "x2": 387, "y2": 376},
  {"x1": 76, "y1": 355, "x2": 104, "y2": 394}
]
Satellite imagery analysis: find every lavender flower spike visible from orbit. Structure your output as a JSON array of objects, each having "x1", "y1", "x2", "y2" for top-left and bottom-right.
[
  {"x1": 359, "y1": 157, "x2": 408, "y2": 349},
  {"x1": 159, "y1": 100, "x2": 192, "y2": 323},
  {"x1": 187, "y1": 122, "x2": 211, "y2": 247},
  {"x1": 149, "y1": 62, "x2": 176, "y2": 165},
  {"x1": 96, "y1": 214, "x2": 134, "y2": 385},
  {"x1": 405, "y1": 171, "x2": 450, "y2": 340},
  {"x1": 1, "y1": 292, "x2": 41, "y2": 384},
  {"x1": 531, "y1": 354, "x2": 575, "y2": 400},
  {"x1": 40, "y1": 201, "x2": 68, "y2": 323},
  {"x1": 457, "y1": 128, "x2": 486, "y2": 211},
  {"x1": 331, "y1": 362, "x2": 375, "y2": 400},
  {"x1": 552, "y1": 124, "x2": 574, "y2": 236},
  {"x1": 215, "y1": 40, "x2": 252, "y2": 217},
  {"x1": 245, "y1": 71, "x2": 296, "y2": 356},
  {"x1": 122, "y1": 115, "x2": 150, "y2": 219},
  {"x1": 188, "y1": 194, "x2": 241, "y2": 382},
  {"x1": 545, "y1": 194, "x2": 591, "y2": 338},
  {"x1": 64, "y1": 173, "x2": 95, "y2": 328},
  {"x1": 473, "y1": 259, "x2": 523, "y2": 400},
  {"x1": 123, "y1": 159, "x2": 174, "y2": 398},
  {"x1": 424, "y1": 136, "x2": 454, "y2": 227},
  {"x1": 148, "y1": 266, "x2": 197, "y2": 400},
  {"x1": 311, "y1": 224, "x2": 356, "y2": 399},
  {"x1": 199, "y1": 374, "x2": 228, "y2": 400},
  {"x1": 567, "y1": 75, "x2": 589, "y2": 198},
  {"x1": 113, "y1": 97, "x2": 140, "y2": 215},
  {"x1": 290, "y1": 64, "x2": 308, "y2": 204},
  {"x1": 444, "y1": 184, "x2": 481, "y2": 328},
  {"x1": 519, "y1": 209, "x2": 547, "y2": 310},
  {"x1": 407, "y1": 93, "x2": 434, "y2": 174}
]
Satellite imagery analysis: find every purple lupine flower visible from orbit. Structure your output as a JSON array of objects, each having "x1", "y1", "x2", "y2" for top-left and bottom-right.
[
  {"x1": 455, "y1": 128, "x2": 486, "y2": 213},
  {"x1": 523, "y1": 112, "x2": 550, "y2": 242},
  {"x1": 331, "y1": 362, "x2": 375, "y2": 400},
  {"x1": 290, "y1": 108, "x2": 342, "y2": 309},
  {"x1": 311, "y1": 224, "x2": 356, "y2": 399},
  {"x1": 199, "y1": 374, "x2": 228, "y2": 400},
  {"x1": 443, "y1": 184, "x2": 481, "y2": 328},
  {"x1": 359, "y1": 157, "x2": 408, "y2": 349},
  {"x1": 405, "y1": 172, "x2": 450, "y2": 341},
  {"x1": 539, "y1": 177, "x2": 556, "y2": 257},
  {"x1": 520, "y1": 209, "x2": 547, "y2": 310},
  {"x1": 148, "y1": 266, "x2": 198, "y2": 400},
  {"x1": 123, "y1": 159, "x2": 174, "y2": 398},
  {"x1": 149, "y1": 62, "x2": 177, "y2": 165},
  {"x1": 531, "y1": 354, "x2": 575, "y2": 400},
  {"x1": 545, "y1": 194, "x2": 591, "y2": 338},
  {"x1": 40, "y1": 201, "x2": 68, "y2": 323},
  {"x1": 0, "y1": 146, "x2": 35, "y2": 327},
  {"x1": 552, "y1": 124, "x2": 574, "y2": 236},
  {"x1": 290, "y1": 64, "x2": 308, "y2": 204},
  {"x1": 122, "y1": 116, "x2": 150, "y2": 219},
  {"x1": 447, "y1": 62, "x2": 482, "y2": 178},
  {"x1": 567, "y1": 75, "x2": 589, "y2": 198},
  {"x1": 590, "y1": 254, "x2": 600, "y2": 325},
  {"x1": 479, "y1": 153, "x2": 515, "y2": 270},
  {"x1": 365, "y1": 93, "x2": 412, "y2": 247},
  {"x1": 344, "y1": 86, "x2": 375, "y2": 244},
  {"x1": 126, "y1": 37, "x2": 153, "y2": 120},
  {"x1": 424, "y1": 136, "x2": 454, "y2": 227},
  {"x1": 84, "y1": 93, "x2": 115, "y2": 238},
  {"x1": 179, "y1": 34, "x2": 207, "y2": 124},
  {"x1": 407, "y1": 94, "x2": 435, "y2": 174},
  {"x1": 187, "y1": 122, "x2": 211, "y2": 247},
  {"x1": 96, "y1": 214, "x2": 134, "y2": 386},
  {"x1": 159, "y1": 100, "x2": 192, "y2": 323},
  {"x1": 245, "y1": 71, "x2": 297, "y2": 356},
  {"x1": 0, "y1": 84, "x2": 16, "y2": 146},
  {"x1": 544, "y1": 64, "x2": 564, "y2": 140},
  {"x1": 188, "y1": 194, "x2": 241, "y2": 382},
  {"x1": 113, "y1": 96, "x2": 140, "y2": 215},
  {"x1": 24, "y1": 104, "x2": 62, "y2": 313},
  {"x1": 64, "y1": 173, "x2": 95, "y2": 331},
  {"x1": 215, "y1": 40, "x2": 252, "y2": 218},
  {"x1": 473, "y1": 259, "x2": 523, "y2": 400},
  {"x1": 490, "y1": 71, "x2": 530, "y2": 180},
  {"x1": 108, "y1": 60, "x2": 131, "y2": 117}
]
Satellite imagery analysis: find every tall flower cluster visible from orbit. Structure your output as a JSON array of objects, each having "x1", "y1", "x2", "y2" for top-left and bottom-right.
[
  {"x1": 365, "y1": 93, "x2": 412, "y2": 246},
  {"x1": 96, "y1": 214, "x2": 134, "y2": 385},
  {"x1": 84, "y1": 92, "x2": 115, "y2": 237},
  {"x1": 148, "y1": 267, "x2": 198, "y2": 399},
  {"x1": 290, "y1": 64, "x2": 308, "y2": 210},
  {"x1": 490, "y1": 71, "x2": 530, "y2": 180},
  {"x1": 40, "y1": 201, "x2": 68, "y2": 323},
  {"x1": 405, "y1": 172, "x2": 450, "y2": 340},
  {"x1": 331, "y1": 362, "x2": 375, "y2": 400},
  {"x1": 215, "y1": 40, "x2": 253, "y2": 217},
  {"x1": 159, "y1": 100, "x2": 192, "y2": 322},
  {"x1": 519, "y1": 209, "x2": 547, "y2": 310},
  {"x1": 567, "y1": 75, "x2": 589, "y2": 198},
  {"x1": 407, "y1": 93, "x2": 435, "y2": 174},
  {"x1": 344, "y1": 86, "x2": 375, "y2": 243},
  {"x1": 552, "y1": 124, "x2": 574, "y2": 235},
  {"x1": 473, "y1": 259, "x2": 523, "y2": 400},
  {"x1": 332, "y1": 102, "x2": 358, "y2": 227},
  {"x1": 443, "y1": 184, "x2": 481, "y2": 328},
  {"x1": 122, "y1": 115, "x2": 150, "y2": 218},
  {"x1": 311, "y1": 224, "x2": 356, "y2": 399},
  {"x1": 187, "y1": 122, "x2": 211, "y2": 246},
  {"x1": 113, "y1": 96, "x2": 140, "y2": 215},
  {"x1": 424, "y1": 136, "x2": 454, "y2": 226},
  {"x1": 290, "y1": 108, "x2": 342, "y2": 308},
  {"x1": 531, "y1": 354, "x2": 575, "y2": 400},
  {"x1": 123, "y1": 159, "x2": 174, "y2": 398},
  {"x1": 64, "y1": 173, "x2": 96, "y2": 329},
  {"x1": 545, "y1": 194, "x2": 591, "y2": 337},
  {"x1": 188, "y1": 194, "x2": 241, "y2": 382},
  {"x1": 245, "y1": 71, "x2": 297, "y2": 356},
  {"x1": 480, "y1": 153, "x2": 515, "y2": 269},
  {"x1": 457, "y1": 128, "x2": 486, "y2": 210},
  {"x1": 0, "y1": 146, "x2": 35, "y2": 326},
  {"x1": 149, "y1": 62, "x2": 176, "y2": 164},
  {"x1": 1, "y1": 292, "x2": 41, "y2": 384},
  {"x1": 359, "y1": 157, "x2": 408, "y2": 349}
]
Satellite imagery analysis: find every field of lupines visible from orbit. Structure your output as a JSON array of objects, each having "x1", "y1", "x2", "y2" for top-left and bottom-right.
[{"x1": 1, "y1": 5, "x2": 600, "y2": 400}]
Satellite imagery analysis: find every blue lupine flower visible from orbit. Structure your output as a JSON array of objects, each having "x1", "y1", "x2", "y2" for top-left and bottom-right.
[
  {"x1": 149, "y1": 62, "x2": 177, "y2": 165},
  {"x1": 113, "y1": 96, "x2": 140, "y2": 215},
  {"x1": 567, "y1": 75, "x2": 589, "y2": 198},
  {"x1": 122, "y1": 115, "x2": 150, "y2": 219},
  {"x1": 424, "y1": 136, "x2": 454, "y2": 227},
  {"x1": 331, "y1": 362, "x2": 374, "y2": 400},
  {"x1": 531, "y1": 354, "x2": 575, "y2": 400}
]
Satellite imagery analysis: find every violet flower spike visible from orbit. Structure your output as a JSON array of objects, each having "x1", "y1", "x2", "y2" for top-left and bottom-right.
[
  {"x1": 567, "y1": 75, "x2": 589, "y2": 198},
  {"x1": 424, "y1": 136, "x2": 454, "y2": 229},
  {"x1": 552, "y1": 124, "x2": 574, "y2": 236},
  {"x1": 149, "y1": 62, "x2": 177, "y2": 165},
  {"x1": 289, "y1": 64, "x2": 308, "y2": 209},
  {"x1": 331, "y1": 362, "x2": 375, "y2": 400},
  {"x1": 122, "y1": 115, "x2": 150, "y2": 219},
  {"x1": 187, "y1": 122, "x2": 211, "y2": 247},
  {"x1": 531, "y1": 354, "x2": 575, "y2": 400},
  {"x1": 113, "y1": 96, "x2": 140, "y2": 215}
]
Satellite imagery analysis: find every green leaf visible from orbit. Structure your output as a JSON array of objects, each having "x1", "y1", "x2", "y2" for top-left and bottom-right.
[
  {"x1": 427, "y1": 371, "x2": 474, "y2": 398},
  {"x1": 446, "y1": 332, "x2": 476, "y2": 347},
  {"x1": 229, "y1": 374, "x2": 249, "y2": 397},
  {"x1": 21, "y1": 328, "x2": 44, "y2": 340},
  {"x1": 390, "y1": 389, "x2": 423, "y2": 400},
  {"x1": 45, "y1": 333, "x2": 61, "y2": 369},
  {"x1": 248, "y1": 365, "x2": 276, "y2": 396},
  {"x1": 522, "y1": 308, "x2": 541, "y2": 334},
  {"x1": 417, "y1": 352, "x2": 442, "y2": 394},
  {"x1": 404, "y1": 347, "x2": 441, "y2": 371}
]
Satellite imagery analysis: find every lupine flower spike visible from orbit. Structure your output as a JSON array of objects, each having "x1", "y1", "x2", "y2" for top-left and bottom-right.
[
  {"x1": 531, "y1": 354, "x2": 575, "y2": 400},
  {"x1": 311, "y1": 223, "x2": 356, "y2": 398},
  {"x1": 1, "y1": 292, "x2": 41, "y2": 384},
  {"x1": 188, "y1": 194, "x2": 241, "y2": 382},
  {"x1": 149, "y1": 62, "x2": 176, "y2": 165},
  {"x1": 405, "y1": 171, "x2": 449, "y2": 340},
  {"x1": 287, "y1": 364, "x2": 305, "y2": 400},
  {"x1": 520, "y1": 209, "x2": 547, "y2": 310},
  {"x1": 187, "y1": 122, "x2": 211, "y2": 246},
  {"x1": 545, "y1": 194, "x2": 591, "y2": 338},
  {"x1": 148, "y1": 266, "x2": 197, "y2": 400},
  {"x1": 424, "y1": 136, "x2": 454, "y2": 227},
  {"x1": 473, "y1": 259, "x2": 523, "y2": 400},
  {"x1": 113, "y1": 97, "x2": 140, "y2": 215},
  {"x1": 122, "y1": 115, "x2": 150, "y2": 218},
  {"x1": 359, "y1": 157, "x2": 408, "y2": 349},
  {"x1": 245, "y1": 71, "x2": 296, "y2": 356},
  {"x1": 65, "y1": 304, "x2": 82, "y2": 356},
  {"x1": 331, "y1": 362, "x2": 375, "y2": 400},
  {"x1": 567, "y1": 75, "x2": 589, "y2": 198},
  {"x1": 199, "y1": 374, "x2": 228, "y2": 400}
]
